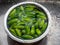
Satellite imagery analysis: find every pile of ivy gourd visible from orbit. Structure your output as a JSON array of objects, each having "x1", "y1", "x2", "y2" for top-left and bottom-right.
[{"x1": 7, "y1": 4, "x2": 48, "y2": 39}]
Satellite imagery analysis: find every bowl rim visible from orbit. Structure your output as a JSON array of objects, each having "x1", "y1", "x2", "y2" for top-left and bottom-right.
[{"x1": 4, "y1": 1, "x2": 51, "y2": 43}]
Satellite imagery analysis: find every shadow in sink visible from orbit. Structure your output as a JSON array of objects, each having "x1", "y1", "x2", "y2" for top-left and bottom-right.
[{"x1": 7, "y1": 36, "x2": 47, "y2": 45}]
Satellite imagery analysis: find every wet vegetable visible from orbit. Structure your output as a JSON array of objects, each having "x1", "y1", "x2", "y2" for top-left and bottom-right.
[
  {"x1": 7, "y1": 4, "x2": 48, "y2": 39},
  {"x1": 15, "y1": 29, "x2": 21, "y2": 37},
  {"x1": 36, "y1": 29, "x2": 42, "y2": 35},
  {"x1": 9, "y1": 28, "x2": 17, "y2": 36},
  {"x1": 8, "y1": 18, "x2": 18, "y2": 25},
  {"x1": 25, "y1": 26, "x2": 30, "y2": 35},
  {"x1": 31, "y1": 25, "x2": 35, "y2": 35},
  {"x1": 22, "y1": 35, "x2": 33, "y2": 39}
]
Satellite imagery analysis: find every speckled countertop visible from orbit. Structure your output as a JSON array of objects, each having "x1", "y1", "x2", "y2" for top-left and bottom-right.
[{"x1": 0, "y1": 2, "x2": 60, "y2": 45}]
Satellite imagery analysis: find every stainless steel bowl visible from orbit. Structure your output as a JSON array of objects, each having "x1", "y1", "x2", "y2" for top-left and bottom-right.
[{"x1": 4, "y1": 2, "x2": 51, "y2": 43}]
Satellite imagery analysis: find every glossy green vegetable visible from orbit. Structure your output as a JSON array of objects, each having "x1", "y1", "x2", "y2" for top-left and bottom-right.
[
  {"x1": 22, "y1": 30, "x2": 26, "y2": 34},
  {"x1": 39, "y1": 20, "x2": 45, "y2": 28},
  {"x1": 35, "y1": 22, "x2": 38, "y2": 28},
  {"x1": 31, "y1": 25, "x2": 35, "y2": 35},
  {"x1": 17, "y1": 21, "x2": 25, "y2": 25},
  {"x1": 20, "y1": 6, "x2": 25, "y2": 15},
  {"x1": 8, "y1": 18, "x2": 18, "y2": 25},
  {"x1": 15, "y1": 29, "x2": 21, "y2": 37},
  {"x1": 9, "y1": 28, "x2": 17, "y2": 36},
  {"x1": 9, "y1": 9, "x2": 17, "y2": 19},
  {"x1": 14, "y1": 25, "x2": 24, "y2": 29},
  {"x1": 10, "y1": 23, "x2": 17, "y2": 28},
  {"x1": 9, "y1": 9, "x2": 16, "y2": 17},
  {"x1": 34, "y1": 34, "x2": 38, "y2": 38},
  {"x1": 25, "y1": 5, "x2": 34, "y2": 11},
  {"x1": 36, "y1": 29, "x2": 42, "y2": 35},
  {"x1": 7, "y1": 4, "x2": 48, "y2": 39},
  {"x1": 41, "y1": 23, "x2": 47, "y2": 33},
  {"x1": 25, "y1": 26, "x2": 30, "y2": 34},
  {"x1": 22, "y1": 35, "x2": 33, "y2": 39},
  {"x1": 20, "y1": 6, "x2": 24, "y2": 11}
]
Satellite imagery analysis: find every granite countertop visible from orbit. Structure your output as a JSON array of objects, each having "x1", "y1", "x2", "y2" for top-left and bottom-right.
[{"x1": 0, "y1": 2, "x2": 60, "y2": 45}]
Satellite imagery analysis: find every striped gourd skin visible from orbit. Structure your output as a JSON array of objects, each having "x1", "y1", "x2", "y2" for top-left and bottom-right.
[{"x1": 7, "y1": 4, "x2": 48, "y2": 39}]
